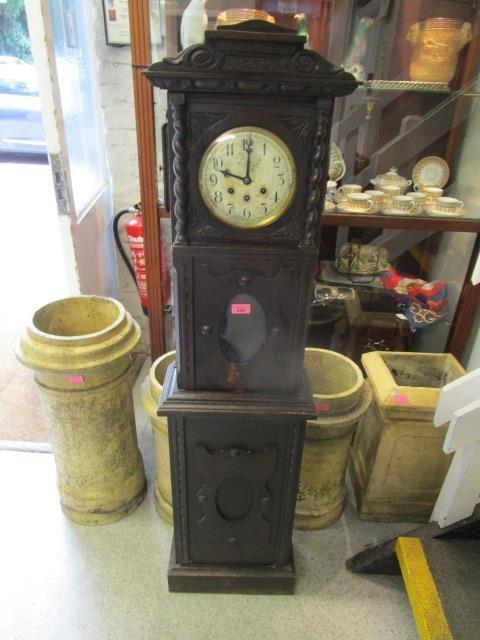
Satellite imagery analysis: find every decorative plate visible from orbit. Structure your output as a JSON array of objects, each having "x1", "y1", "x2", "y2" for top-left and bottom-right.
[
  {"x1": 412, "y1": 156, "x2": 450, "y2": 188},
  {"x1": 329, "y1": 142, "x2": 346, "y2": 182}
]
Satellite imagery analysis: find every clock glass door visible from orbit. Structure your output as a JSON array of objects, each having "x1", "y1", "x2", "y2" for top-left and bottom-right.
[{"x1": 219, "y1": 294, "x2": 267, "y2": 364}]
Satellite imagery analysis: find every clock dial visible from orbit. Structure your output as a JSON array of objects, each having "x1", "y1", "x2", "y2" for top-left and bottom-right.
[{"x1": 198, "y1": 126, "x2": 296, "y2": 228}]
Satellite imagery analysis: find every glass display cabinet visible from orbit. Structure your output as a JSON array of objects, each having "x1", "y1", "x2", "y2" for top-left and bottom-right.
[{"x1": 133, "y1": 0, "x2": 480, "y2": 367}]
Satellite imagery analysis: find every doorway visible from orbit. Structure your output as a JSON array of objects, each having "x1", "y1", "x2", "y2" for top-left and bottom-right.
[{"x1": 0, "y1": 0, "x2": 118, "y2": 444}]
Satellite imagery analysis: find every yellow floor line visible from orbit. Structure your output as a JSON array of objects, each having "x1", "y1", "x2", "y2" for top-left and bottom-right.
[{"x1": 396, "y1": 537, "x2": 453, "y2": 640}]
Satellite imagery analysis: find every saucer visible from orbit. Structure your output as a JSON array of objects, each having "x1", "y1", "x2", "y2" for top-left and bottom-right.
[
  {"x1": 336, "y1": 204, "x2": 379, "y2": 214},
  {"x1": 413, "y1": 156, "x2": 449, "y2": 188},
  {"x1": 380, "y1": 208, "x2": 415, "y2": 216},
  {"x1": 424, "y1": 207, "x2": 465, "y2": 217}
]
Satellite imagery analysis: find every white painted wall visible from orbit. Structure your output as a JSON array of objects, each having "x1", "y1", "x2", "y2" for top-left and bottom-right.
[{"x1": 90, "y1": 0, "x2": 149, "y2": 354}]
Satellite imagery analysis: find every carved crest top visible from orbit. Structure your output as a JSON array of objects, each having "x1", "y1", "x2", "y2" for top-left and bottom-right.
[{"x1": 145, "y1": 20, "x2": 357, "y2": 98}]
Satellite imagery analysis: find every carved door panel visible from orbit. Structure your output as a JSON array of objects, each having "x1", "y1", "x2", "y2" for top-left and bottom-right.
[
  {"x1": 174, "y1": 245, "x2": 316, "y2": 392},
  {"x1": 183, "y1": 417, "x2": 300, "y2": 565}
]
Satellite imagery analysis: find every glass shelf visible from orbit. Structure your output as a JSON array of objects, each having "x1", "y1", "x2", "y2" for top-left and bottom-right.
[
  {"x1": 357, "y1": 79, "x2": 480, "y2": 98},
  {"x1": 359, "y1": 80, "x2": 451, "y2": 94}
]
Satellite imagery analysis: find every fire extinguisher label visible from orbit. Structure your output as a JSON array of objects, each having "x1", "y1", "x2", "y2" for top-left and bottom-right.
[{"x1": 127, "y1": 229, "x2": 148, "y2": 305}]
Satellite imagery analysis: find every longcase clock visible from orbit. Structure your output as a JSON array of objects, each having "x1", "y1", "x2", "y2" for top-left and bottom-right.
[{"x1": 146, "y1": 20, "x2": 356, "y2": 594}]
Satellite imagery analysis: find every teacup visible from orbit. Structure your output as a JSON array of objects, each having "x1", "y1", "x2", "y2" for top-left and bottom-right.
[
  {"x1": 345, "y1": 192, "x2": 375, "y2": 213},
  {"x1": 433, "y1": 196, "x2": 463, "y2": 213},
  {"x1": 336, "y1": 184, "x2": 362, "y2": 203},
  {"x1": 382, "y1": 185, "x2": 402, "y2": 198},
  {"x1": 382, "y1": 195, "x2": 415, "y2": 215},
  {"x1": 415, "y1": 185, "x2": 443, "y2": 198},
  {"x1": 365, "y1": 190, "x2": 385, "y2": 207},
  {"x1": 407, "y1": 191, "x2": 427, "y2": 212}
]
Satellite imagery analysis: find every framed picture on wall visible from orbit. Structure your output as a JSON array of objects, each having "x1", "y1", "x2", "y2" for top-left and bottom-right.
[
  {"x1": 102, "y1": 0, "x2": 164, "y2": 47},
  {"x1": 102, "y1": 0, "x2": 130, "y2": 45}
]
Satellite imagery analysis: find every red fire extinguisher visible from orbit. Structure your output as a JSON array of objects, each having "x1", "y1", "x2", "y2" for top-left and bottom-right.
[{"x1": 113, "y1": 203, "x2": 148, "y2": 315}]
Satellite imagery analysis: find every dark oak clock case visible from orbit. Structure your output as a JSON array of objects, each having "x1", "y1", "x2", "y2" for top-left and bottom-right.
[{"x1": 146, "y1": 21, "x2": 356, "y2": 594}]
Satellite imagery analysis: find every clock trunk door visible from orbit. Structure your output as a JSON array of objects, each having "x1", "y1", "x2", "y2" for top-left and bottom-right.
[
  {"x1": 182, "y1": 417, "x2": 300, "y2": 566},
  {"x1": 175, "y1": 246, "x2": 316, "y2": 392}
]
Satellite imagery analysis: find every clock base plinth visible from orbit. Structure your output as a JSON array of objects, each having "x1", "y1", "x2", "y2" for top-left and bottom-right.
[{"x1": 167, "y1": 541, "x2": 296, "y2": 594}]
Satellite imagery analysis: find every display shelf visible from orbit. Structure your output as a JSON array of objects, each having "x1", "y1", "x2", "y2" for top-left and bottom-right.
[{"x1": 322, "y1": 212, "x2": 480, "y2": 233}]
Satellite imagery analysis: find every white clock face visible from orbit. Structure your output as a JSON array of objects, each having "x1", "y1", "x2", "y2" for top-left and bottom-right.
[{"x1": 198, "y1": 126, "x2": 296, "y2": 229}]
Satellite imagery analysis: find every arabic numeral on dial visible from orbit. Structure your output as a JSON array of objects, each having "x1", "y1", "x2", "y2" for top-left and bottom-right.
[
  {"x1": 228, "y1": 204, "x2": 234, "y2": 215},
  {"x1": 243, "y1": 208, "x2": 251, "y2": 219},
  {"x1": 277, "y1": 173, "x2": 285, "y2": 186},
  {"x1": 242, "y1": 138, "x2": 250, "y2": 152},
  {"x1": 213, "y1": 157, "x2": 224, "y2": 170},
  {"x1": 261, "y1": 203, "x2": 268, "y2": 214},
  {"x1": 214, "y1": 191, "x2": 222, "y2": 203},
  {"x1": 274, "y1": 191, "x2": 279, "y2": 203},
  {"x1": 273, "y1": 155, "x2": 281, "y2": 168},
  {"x1": 225, "y1": 143, "x2": 234, "y2": 156},
  {"x1": 209, "y1": 174, "x2": 218, "y2": 185},
  {"x1": 263, "y1": 143, "x2": 267, "y2": 156}
]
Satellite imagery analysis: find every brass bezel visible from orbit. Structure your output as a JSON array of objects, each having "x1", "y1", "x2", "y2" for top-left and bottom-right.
[{"x1": 198, "y1": 126, "x2": 297, "y2": 229}]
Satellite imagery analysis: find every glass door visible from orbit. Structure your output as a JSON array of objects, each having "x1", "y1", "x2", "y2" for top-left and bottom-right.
[{"x1": 25, "y1": 0, "x2": 117, "y2": 296}]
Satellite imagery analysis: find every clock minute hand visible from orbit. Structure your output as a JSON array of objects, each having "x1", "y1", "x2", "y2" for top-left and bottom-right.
[{"x1": 244, "y1": 135, "x2": 253, "y2": 185}]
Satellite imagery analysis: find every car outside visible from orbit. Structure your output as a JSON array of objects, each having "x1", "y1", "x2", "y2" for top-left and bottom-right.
[{"x1": 0, "y1": 56, "x2": 46, "y2": 156}]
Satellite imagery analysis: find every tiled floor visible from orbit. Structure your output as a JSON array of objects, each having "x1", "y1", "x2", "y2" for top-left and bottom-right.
[{"x1": 0, "y1": 360, "x2": 419, "y2": 640}]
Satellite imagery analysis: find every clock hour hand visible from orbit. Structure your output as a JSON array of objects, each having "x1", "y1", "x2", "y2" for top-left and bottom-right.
[{"x1": 216, "y1": 167, "x2": 249, "y2": 184}]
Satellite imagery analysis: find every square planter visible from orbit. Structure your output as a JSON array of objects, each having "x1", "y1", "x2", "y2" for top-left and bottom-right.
[{"x1": 349, "y1": 351, "x2": 464, "y2": 522}]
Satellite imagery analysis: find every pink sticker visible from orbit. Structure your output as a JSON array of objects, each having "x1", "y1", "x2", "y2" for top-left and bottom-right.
[
  {"x1": 68, "y1": 375, "x2": 85, "y2": 384},
  {"x1": 231, "y1": 303, "x2": 251, "y2": 315},
  {"x1": 315, "y1": 402, "x2": 330, "y2": 413},
  {"x1": 392, "y1": 394, "x2": 409, "y2": 405}
]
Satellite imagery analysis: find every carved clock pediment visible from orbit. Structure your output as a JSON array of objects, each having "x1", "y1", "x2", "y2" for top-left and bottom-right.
[{"x1": 145, "y1": 21, "x2": 357, "y2": 98}]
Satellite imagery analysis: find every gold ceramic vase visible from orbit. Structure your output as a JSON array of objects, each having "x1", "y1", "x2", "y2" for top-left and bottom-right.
[
  {"x1": 407, "y1": 18, "x2": 472, "y2": 84},
  {"x1": 141, "y1": 350, "x2": 176, "y2": 525},
  {"x1": 16, "y1": 296, "x2": 146, "y2": 525},
  {"x1": 295, "y1": 349, "x2": 372, "y2": 530},
  {"x1": 349, "y1": 351, "x2": 464, "y2": 522}
]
